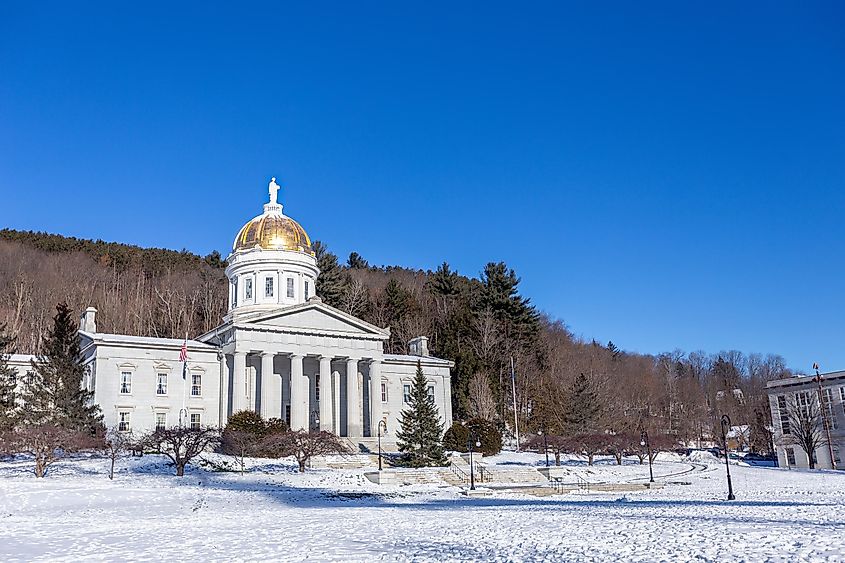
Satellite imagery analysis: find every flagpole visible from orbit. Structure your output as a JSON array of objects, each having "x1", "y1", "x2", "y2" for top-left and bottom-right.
[
  {"x1": 813, "y1": 363, "x2": 836, "y2": 470},
  {"x1": 511, "y1": 356, "x2": 519, "y2": 451},
  {"x1": 181, "y1": 332, "x2": 188, "y2": 427}
]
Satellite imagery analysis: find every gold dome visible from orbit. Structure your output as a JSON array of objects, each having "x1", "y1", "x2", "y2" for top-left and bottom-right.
[{"x1": 233, "y1": 212, "x2": 314, "y2": 255}]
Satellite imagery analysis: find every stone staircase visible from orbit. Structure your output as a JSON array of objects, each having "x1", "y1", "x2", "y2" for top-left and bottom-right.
[
  {"x1": 309, "y1": 454, "x2": 380, "y2": 470},
  {"x1": 479, "y1": 466, "x2": 547, "y2": 485},
  {"x1": 364, "y1": 467, "x2": 465, "y2": 486}
]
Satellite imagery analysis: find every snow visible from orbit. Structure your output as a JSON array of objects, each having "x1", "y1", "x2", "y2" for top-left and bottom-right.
[{"x1": 1, "y1": 452, "x2": 844, "y2": 562}]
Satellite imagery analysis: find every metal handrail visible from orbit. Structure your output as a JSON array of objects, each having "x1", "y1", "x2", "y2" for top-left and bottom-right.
[
  {"x1": 475, "y1": 462, "x2": 492, "y2": 483},
  {"x1": 549, "y1": 474, "x2": 591, "y2": 493},
  {"x1": 450, "y1": 462, "x2": 470, "y2": 484}
]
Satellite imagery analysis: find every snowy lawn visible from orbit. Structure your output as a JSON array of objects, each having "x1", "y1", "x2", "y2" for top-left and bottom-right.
[{"x1": 1, "y1": 452, "x2": 843, "y2": 562}]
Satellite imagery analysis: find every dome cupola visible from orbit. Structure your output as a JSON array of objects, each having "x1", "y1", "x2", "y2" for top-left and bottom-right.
[{"x1": 225, "y1": 177, "x2": 320, "y2": 318}]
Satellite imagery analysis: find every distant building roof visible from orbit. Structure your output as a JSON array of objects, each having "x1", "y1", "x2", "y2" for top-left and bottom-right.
[
  {"x1": 80, "y1": 331, "x2": 216, "y2": 351},
  {"x1": 766, "y1": 370, "x2": 845, "y2": 390}
]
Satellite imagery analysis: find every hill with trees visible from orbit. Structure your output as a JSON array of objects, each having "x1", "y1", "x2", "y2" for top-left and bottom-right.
[{"x1": 0, "y1": 228, "x2": 793, "y2": 452}]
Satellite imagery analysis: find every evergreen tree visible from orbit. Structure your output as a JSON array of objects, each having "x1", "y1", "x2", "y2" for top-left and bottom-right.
[
  {"x1": 396, "y1": 361, "x2": 446, "y2": 467},
  {"x1": 313, "y1": 240, "x2": 348, "y2": 308},
  {"x1": 384, "y1": 278, "x2": 415, "y2": 352},
  {"x1": 203, "y1": 250, "x2": 226, "y2": 269},
  {"x1": 563, "y1": 372, "x2": 602, "y2": 434},
  {"x1": 606, "y1": 341, "x2": 622, "y2": 360},
  {"x1": 19, "y1": 303, "x2": 102, "y2": 433},
  {"x1": 0, "y1": 323, "x2": 17, "y2": 432},
  {"x1": 347, "y1": 251, "x2": 369, "y2": 269},
  {"x1": 427, "y1": 262, "x2": 461, "y2": 301}
]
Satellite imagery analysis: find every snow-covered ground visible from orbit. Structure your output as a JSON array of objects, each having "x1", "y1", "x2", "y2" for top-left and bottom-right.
[{"x1": 1, "y1": 451, "x2": 844, "y2": 562}]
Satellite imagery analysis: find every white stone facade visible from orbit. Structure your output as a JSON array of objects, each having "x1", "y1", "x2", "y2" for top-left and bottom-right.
[{"x1": 7, "y1": 178, "x2": 454, "y2": 442}]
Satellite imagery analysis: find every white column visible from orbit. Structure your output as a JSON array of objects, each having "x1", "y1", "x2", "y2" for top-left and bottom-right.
[
  {"x1": 319, "y1": 356, "x2": 333, "y2": 432},
  {"x1": 260, "y1": 352, "x2": 275, "y2": 419},
  {"x1": 233, "y1": 352, "x2": 247, "y2": 413},
  {"x1": 369, "y1": 361, "x2": 381, "y2": 437},
  {"x1": 290, "y1": 354, "x2": 307, "y2": 430},
  {"x1": 332, "y1": 370, "x2": 341, "y2": 435},
  {"x1": 220, "y1": 354, "x2": 230, "y2": 422},
  {"x1": 346, "y1": 358, "x2": 360, "y2": 437}
]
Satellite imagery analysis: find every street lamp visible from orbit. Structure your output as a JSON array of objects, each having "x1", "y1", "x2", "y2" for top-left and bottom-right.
[
  {"x1": 467, "y1": 431, "x2": 482, "y2": 490},
  {"x1": 640, "y1": 430, "x2": 654, "y2": 483},
  {"x1": 538, "y1": 429, "x2": 549, "y2": 467},
  {"x1": 720, "y1": 414, "x2": 736, "y2": 501},
  {"x1": 377, "y1": 420, "x2": 388, "y2": 471}
]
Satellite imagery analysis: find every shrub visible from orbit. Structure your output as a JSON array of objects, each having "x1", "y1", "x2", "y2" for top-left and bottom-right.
[
  {"x1": 220, "y1": 411, "x2": 289, "y2": 459},
  {"x1": 442, "y1": 418, "x2": 502, "y2": 456},
  {"x1": 225, "y1": 410, "x2": 268, "y2": 435}
]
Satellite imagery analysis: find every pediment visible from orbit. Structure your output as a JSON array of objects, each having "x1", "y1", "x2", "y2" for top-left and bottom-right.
[{"x1": 244, "y1": 303, "x2": 389, "y2": 338}]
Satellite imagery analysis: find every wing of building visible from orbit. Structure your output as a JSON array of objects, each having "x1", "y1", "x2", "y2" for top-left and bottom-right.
[
  {"x1": 767, "y1": 371, "x2": 844, "y2": 470},
  {"x1": 8, "y1": 178, "x2": 453, "y2": 449}
]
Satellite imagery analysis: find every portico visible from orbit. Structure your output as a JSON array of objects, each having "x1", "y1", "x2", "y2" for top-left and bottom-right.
[{"x1": 203, "y1": 298, "x2": 391, "y2": 438}]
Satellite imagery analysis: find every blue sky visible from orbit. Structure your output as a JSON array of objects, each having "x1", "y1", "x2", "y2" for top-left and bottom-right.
[{"x1": 1, "y1": 2, "x2": 843, "y2": 371}]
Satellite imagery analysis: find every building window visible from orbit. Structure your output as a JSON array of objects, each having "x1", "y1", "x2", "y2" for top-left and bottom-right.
[
  {"x1": 786, "y1": 448, "x2": 796, "y2": 466},
  {"x1": 315, "y1": 376, "x2": 320, "y2": 402},
  {"x1": 287, "y1": 277, "x2": 295, "y2": 298},
  {"x1": 156, "y1": 373, "x2": 168, "y2": 395},
  {"x1": 381, "y1": 382, "x2": 388, "y2": 403},
  {"x1": 190, "y1": 413, "x2": 201, "y2": 430},
  {"x1": 155, "y1": 412, "x2": 167, "y2": 430},
  {"x1": 841, "y1": 386, "x2": 845, "y2": 417},
  {"x1": 777, "y1": 395, "x2": 790, "y2": 435},
  {"x1": 427, "y1": 385, "x2": 435, "y2": 403},
  {"x1": 120, "y1": 371, "x2": 132, "y2": 394},
  {"x1": 305, "y1": 280, "x2": 310, "y2": 300},
  {"x1": 118, "y1": 411, "x2": 131, "y2": 432},
  {"x1": 822, "y1": 388, "x2": 837, "y2": 430},
  {"x1": 232, "y1": 279, "x2": 238, "y2": 307},
  {"x1": 245, "y1": 278, "x2": 253, "y2": 301},
  {"x1": 403, "y1": 384, "x2": 411, "y2": 403},
  {"x1": 265, "y1": 277, "x2": 274, "y2": 298},
  {"x1": 191, "y1": 373, "x2": 202, "y2": 396},
  {"x1": 796, "y1": 391, "x2": 813, "y2": 419}
]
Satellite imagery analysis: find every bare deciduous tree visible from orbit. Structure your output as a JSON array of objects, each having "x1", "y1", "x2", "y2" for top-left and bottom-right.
[
  {"x1": 1, "y1": 424, "x2": 95, "y2": 477},
  {"x1": 141, "y1": 425, "x2": 220, "y2": 476},
  {"x1": 264, "y1": 430, "x2": 349, "y2": 472},
  {"x1": 103, "y1": 427, "x2": 134, "y2": 480},
  {"x1": 467, "y1": 371, "x2": 497, "y2": 421},
  {"x1": 780, "y1": 393, "x2": 828, "y2": 469}
]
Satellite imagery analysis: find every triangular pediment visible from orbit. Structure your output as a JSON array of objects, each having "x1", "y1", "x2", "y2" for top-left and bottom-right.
[{"x1": 242, "y1": 302, "x2": 389, "y2": 338}]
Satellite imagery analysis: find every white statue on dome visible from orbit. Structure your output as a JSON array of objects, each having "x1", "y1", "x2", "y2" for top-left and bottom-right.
[{"x1": 268, "y1": 177, "x2": 280, "y2": 205}]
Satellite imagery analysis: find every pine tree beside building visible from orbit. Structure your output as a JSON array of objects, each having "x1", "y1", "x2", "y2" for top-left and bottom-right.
[
  {"x1": 313, "y1": 241, "x2": 348, "y2": 308},
  {"x1": 19, "y1": 303, "x2": 103, "y2": 434},
  {"x1": 0, "y1": 323, "x2": 17, "y2": 432},
  {"x1": 396, "y1": 361, "x2": 446, "y2": 467}
]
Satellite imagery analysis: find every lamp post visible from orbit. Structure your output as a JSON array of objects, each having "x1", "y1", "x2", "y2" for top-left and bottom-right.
[
  {"x1": 539, "y1": 429, "x2": 549, "y2": 467},
  {"x1": 720, "y1": 414, "x2": 736, "y2": 501},
  {"x1": 467, "y1": 431, "x2": 481, "y2": 490},
  {"x1": 377, "y1": 420, "x2": 388, "y2": 471},
  {"x1": 640, "y1": 430, "x2": 654, "y2": 483},
  {"x1": 813, "y1": 363, "x2": 837, "y2": 470}
]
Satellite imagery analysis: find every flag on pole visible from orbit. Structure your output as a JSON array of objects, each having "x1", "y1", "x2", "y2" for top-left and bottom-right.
[{"x1": 180, "y1": 336, "x2": 188, "y2": 379}]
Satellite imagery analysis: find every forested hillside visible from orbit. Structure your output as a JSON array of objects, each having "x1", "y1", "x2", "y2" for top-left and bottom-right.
[{"x1": 0, "y1": 229, "x2": 794, "y2": 451}]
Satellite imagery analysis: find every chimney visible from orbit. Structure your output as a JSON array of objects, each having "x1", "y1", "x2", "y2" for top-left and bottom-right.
[
  {"x1": 80, "y1": 307, "x2": 97, "y2": 333},
  {"x1": 408, "y1": 336, "x2": 429, "y2": 357}
]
